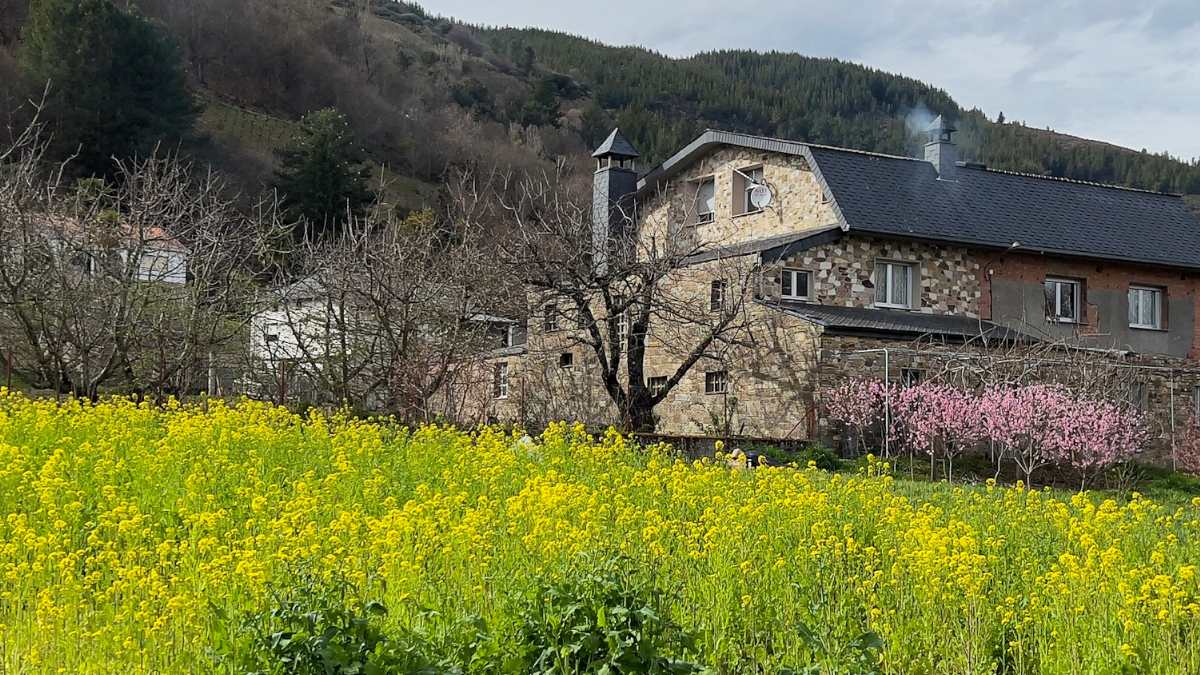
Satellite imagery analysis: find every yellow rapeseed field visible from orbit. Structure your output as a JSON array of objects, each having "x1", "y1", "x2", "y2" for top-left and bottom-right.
[{"x1": 1, "y1": 391, "x2": 1199, "y2": 673}]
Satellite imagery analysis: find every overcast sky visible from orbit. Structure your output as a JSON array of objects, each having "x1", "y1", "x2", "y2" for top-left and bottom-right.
[{"x1": 431, "y1": 0, "x2": 1200, "y2": 161}]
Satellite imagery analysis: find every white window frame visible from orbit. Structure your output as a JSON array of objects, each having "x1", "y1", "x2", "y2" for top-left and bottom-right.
[
  {"x1": 874, "y1": 260, "x2": 914, "y2": 309},
  {"x1": 705, "y1": 370, "x2": 729, "y2": 395},
  {"x1": 694, "y1": 176, "x2": 715, "y2": 224},
  {"x1": 709, "y1": 279, "x2": 727, "y2": 312},
  {"x1": 647, "y1": 376, "x2": 668, "y2": 395},
  {"x1": 781, "y1": 268, "x2": 811, "y2": 301},
  {"x1": 1044, "y1": 278, "x2": 1081, "y2": 324},
  {"x1": 1192, "y1": 384, "x2": 1200, "y2": 419},
  {"x1": 543, "y1": 303, "x2": 559, "y2": 332},
  {"x1": 735, "y1": 166, "x2": 765, "y2": 216},
  {"x1": 493, "y1": 362, "x2": 509, "y2": 399},
  {"x1": 137, "y1": 248, "x2": 186, "y2": 284},
  {"x1": 1128, "y1": 285, "x2": 1163, "y2": 330},
  {"x1": 505, "y1": 324, "x2": 518, "y2": 348}
]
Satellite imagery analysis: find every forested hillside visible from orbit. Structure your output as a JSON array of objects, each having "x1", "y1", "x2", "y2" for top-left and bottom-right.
[
  {"x1": 483, "y1": 27, "x2": 1200, "y2": 197},
  {"x1": 1, "y1": 0, "x2": 1198, "y2": 211}
]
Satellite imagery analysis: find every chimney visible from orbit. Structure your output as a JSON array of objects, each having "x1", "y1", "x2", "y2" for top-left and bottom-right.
[
  {"x1": 924, "y1": 115, "x2": 957, "y2": 180},
  {"x1": 591, "y1": 128, "x2": 640, "y2": 272}
]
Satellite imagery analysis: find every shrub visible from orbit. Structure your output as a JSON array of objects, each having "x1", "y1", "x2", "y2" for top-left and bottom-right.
[
  {"x1": 515, "y1": 560, "x2": 704, "y2": 674},
  {"x1": 217, "y1": 573, "x2": 458, "y2": 675}
]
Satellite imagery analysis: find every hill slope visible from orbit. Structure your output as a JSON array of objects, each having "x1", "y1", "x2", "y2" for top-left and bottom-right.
[
  {"x1": 2, "y1": 0, "x2": 1198, "y2": 210},
  {"x1": 481, "y1": 26, "x2": 1200, "y2": 197}
]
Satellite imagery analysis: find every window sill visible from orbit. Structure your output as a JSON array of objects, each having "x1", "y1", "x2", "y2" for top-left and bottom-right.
[
  {"x1": 873, "y1": 303, "x2": 912, "y2": 311},
  {"x1": 1046, "y1": 318, "x2": 1082, "y2": 325},
  {"x1": 731, "y1": 209, "x2": 764, "y2": 219},
  {"x1": 782, "y1": 295, "x2": 811, "y2": 302},
  {"x1": 1129, "y1": 324, "x2": 1167, "y2": 332},
  {"x1": 705, "y1": 391, "x2": 729, "y2": 396}
]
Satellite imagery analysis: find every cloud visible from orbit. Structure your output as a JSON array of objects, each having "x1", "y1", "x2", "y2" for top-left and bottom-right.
[{"x1": 429, "y1": 0, "x2": 1200, "y2": 160}]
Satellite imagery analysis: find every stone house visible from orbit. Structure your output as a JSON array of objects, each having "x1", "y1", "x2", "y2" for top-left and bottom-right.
[{"x1": 451, "y1": 120, "x2": 1200, "y2": 450}]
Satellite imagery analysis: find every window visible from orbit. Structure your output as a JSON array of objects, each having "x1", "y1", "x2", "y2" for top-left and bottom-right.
[
  {"x1": 1128, "y1": 286, "x2": 1163, "y2": 330},
  {"x1": 1044, "y1": 278, "x2": 1081, "y2": 323},
  {"x1": 1193, "y1": 385, "x2": 1200, "y2": 419},
  {"x1": 1129, "y1": 381, "x2": 1148, "y2": 412},
  {"x1": 874, "y1": 261, "x2": 913, "y2": 309},
  {"x1": 543, "y1": 303, "x2": 559, "y2": 332},
  {"x1": 781, "y1": 268, "x2": 810, "y2": 300},
  {"x1": 616, "y1": 311, "x2": 628, "y2": 351},
  {"x1": 710, "y1": 280, "x2": 727, "y2": 312},
  {"x1": 694, "y1": 177, "x2": 715, "y2": 224},
  {"x1": 493, "y1": 363, "x2": 509, "y2": 399},
  {"x1": 505, "y1": 324, "x2": 518, "y2": 348},
  {"x1": 138, "y1": 250, "x2": 185, "y2": 283},
  {"x1": 264, "y1": 333, "x2": 279, "y2": 344},
  {"x1": 735, "y1": 166, "x2": 765, "y2": 215},
  {"x1": 648, "y1": 376, "x2": 668, "y2": 395},
  {"x1": 900, "y1": 368, "x2": 923, "y2": 388},
  {"x1": 705, "y1": 370, "x2": 729, "y2": 394},
  {"x1": 559, "y1": 352, "x2": 574, "y2": 369}
]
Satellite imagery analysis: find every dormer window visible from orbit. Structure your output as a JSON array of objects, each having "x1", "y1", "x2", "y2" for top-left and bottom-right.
[
  {"x1": 733, "y1": 166, "x2": 764, "y2": 216},
  {"x1": 694, "y1": 177, "x2": 715, "y2": 224}
]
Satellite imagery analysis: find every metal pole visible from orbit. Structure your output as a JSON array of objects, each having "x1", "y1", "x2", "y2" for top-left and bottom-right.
[{"x1": 883, "y1": 348, "x2": 891, "y2": 458}]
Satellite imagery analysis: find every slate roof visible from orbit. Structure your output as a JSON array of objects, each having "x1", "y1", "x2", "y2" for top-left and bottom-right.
[
  {"x1": 769, "y1": 301, "x2": 1032, "y2": 342},
  {"x1": 807, "y1": 146, "x2": 1200, "y2": 269},
  {"x1": 638, "y1": 130, "x2": 1200, "y2": 270},
  {"x1": 592, "y1": 128, "x2": 640, "y2": 159}
]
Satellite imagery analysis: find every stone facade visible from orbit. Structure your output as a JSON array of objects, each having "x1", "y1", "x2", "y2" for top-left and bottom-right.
[
  {"x1": 639, "y1": 146, "x2": 839, "y2": 251},
  {"x1": 441, "y1": 138, "x2": 1200, "y2": 465},
  {"x1": 763, "y1": 236, "x2": 982, "y2": 316}
]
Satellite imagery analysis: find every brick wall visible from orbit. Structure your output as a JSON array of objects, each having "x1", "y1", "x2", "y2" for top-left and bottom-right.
[{"x1": 982, "y1": 251, "x2": 1200, "y2": 359}]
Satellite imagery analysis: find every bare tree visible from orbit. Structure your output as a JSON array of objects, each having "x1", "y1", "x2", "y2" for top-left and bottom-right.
[
  {"x1": 0, "y1": 114, "x2": 271, "y2": 399},
  {"x1": 242, "y1": 201, "x2": 506, "y2": 420},
  {"x1": 454, "y1": 166, "x2": 764, "y2": 432}
]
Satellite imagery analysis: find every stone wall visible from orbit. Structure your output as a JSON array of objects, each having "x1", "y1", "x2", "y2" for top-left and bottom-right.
[
  {"x1": 814, "y1": 333, "x2": 1200, "y2": 462},
  {"x1": 638, "y1": 146, "x2": 839, "y2": 251},
  {"x1": 765, "y1": 235, "x2": 982, "y2": 316}
]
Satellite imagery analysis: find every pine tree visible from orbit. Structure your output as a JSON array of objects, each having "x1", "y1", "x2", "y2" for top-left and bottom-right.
[
  {"x1": 20, "y1": 0, "x2": 196, "y2": 178},
  {"x1": 273, "y1": 108, "x2": 374, "y2": 241}
]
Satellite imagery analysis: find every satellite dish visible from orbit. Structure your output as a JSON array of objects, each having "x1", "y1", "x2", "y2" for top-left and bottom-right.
[{"x1": 750, "y1": 183, "x2": 774, "y2": 209}]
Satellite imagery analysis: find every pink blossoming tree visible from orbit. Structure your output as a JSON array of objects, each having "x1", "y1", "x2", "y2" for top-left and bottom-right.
[
  {"x1": 892, "y1": 383, "x2": 985, "y2": 482},
  {"x1": 823, "y1": 378, "x2": 893, "y2": 456}
]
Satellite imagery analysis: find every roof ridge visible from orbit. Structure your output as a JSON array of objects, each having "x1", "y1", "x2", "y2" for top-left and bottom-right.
[
  {"x1": 703, "y1": 128, "x2": 923, "y2": 163},
  {"x1": 703, "y1": 128, "x2": 1182, "y2": 196},
  {"x1": 974, "y1": 165, "x2": 1182, "y2": 197}
]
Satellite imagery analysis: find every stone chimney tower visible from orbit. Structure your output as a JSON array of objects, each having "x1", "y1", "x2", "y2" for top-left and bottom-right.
[
  {"x1": 924, "y1": 115, "x2": 957, "y2": 180},
  {"x1": 592, "y1": 128, "x2": 639, "y2": 272}
]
